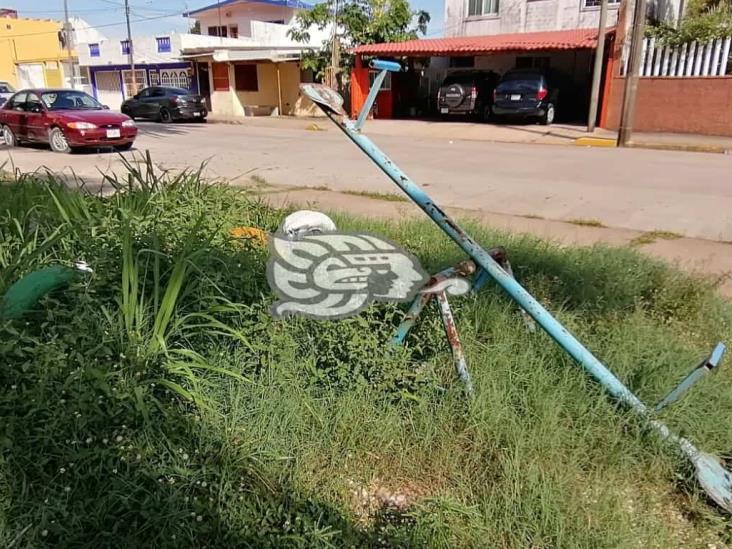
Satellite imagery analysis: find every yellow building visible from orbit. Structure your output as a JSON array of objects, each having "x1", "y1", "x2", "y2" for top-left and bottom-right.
[{"x1": 0, "y1": 15, "x2": 72, "y2": 88}]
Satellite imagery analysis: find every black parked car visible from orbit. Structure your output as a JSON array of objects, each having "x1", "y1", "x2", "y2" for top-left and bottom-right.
[
  {"x1": 492, "y1": 69, "x2": 560, "y2": 125},
  {"x1": 121, "y1": 86, "x2": 207, "y2": 122},
  {"x1": 437, "y1": 71, "x2": 499, "y2": 121}
]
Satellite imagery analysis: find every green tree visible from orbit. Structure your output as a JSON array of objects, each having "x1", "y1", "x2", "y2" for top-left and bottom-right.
[
  {"x1": 288, "y1": 0, "x2": 430, "y2": 83},
  {"x1": 647, "y1": 0, "x2": 732, "y2": 47}
]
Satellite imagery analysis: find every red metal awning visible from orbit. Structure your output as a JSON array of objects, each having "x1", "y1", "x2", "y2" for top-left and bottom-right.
[{"x1": 353, "y1": 28, "x2": 612, "y2": 56}]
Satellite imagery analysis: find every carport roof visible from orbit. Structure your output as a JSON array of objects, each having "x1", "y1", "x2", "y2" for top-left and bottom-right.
[{"x1": 353, "y1": 28, "x2": 612, "y2": 56}]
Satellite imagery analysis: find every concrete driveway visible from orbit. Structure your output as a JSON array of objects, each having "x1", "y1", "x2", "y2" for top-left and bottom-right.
[{"x1": 2, "y1": 118, "x2": 732, "y2": 241}]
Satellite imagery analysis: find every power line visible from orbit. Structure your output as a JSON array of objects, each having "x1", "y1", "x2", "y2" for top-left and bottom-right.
[{"x1": 0, "y1": 11, "x2": 186, "y2": 40}]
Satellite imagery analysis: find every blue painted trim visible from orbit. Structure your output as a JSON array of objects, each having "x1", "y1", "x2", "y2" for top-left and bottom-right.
[
  {"x1": 184, "y1": 0, "x2": 313, "y2": 16},
  {"x1": 87, "y1": 62, "x2": 191, "y2": 73}
]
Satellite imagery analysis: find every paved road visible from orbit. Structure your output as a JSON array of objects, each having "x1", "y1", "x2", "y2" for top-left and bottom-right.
[{"x1": 3, "y1": 119, "x2": 731, "y2": 241}]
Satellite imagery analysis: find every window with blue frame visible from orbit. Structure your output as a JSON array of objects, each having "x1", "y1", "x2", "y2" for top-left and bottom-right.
[
  {"x1": 120, "y1": 40, "x2": 131, "y2": 54},
  {"x1": 156, "y1": 36, "x2": 171, "y2": 53},
  {"x1": 89, "y1": 43, "x2": 100, "y2": 57}
]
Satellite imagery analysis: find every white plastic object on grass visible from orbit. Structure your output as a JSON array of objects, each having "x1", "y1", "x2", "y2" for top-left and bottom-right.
[{"x1": 280, "y1": 210, "x2": 336, "y2": 239}]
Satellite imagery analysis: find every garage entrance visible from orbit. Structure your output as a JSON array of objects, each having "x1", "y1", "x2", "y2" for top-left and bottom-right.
[{"x1": 351, "y1": 28, "x2": 613, "y2": 125}]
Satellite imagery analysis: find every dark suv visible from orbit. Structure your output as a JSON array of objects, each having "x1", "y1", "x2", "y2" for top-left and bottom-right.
[
  {"x1": 121, "y1": 86, "x2": 207, "y2": 123},
  {"x1": 492, "y1": 69, "x2": 560, "y2": 125},
  {"x1": 437, "y1": 71, "x2": 499, "y2": 121}
]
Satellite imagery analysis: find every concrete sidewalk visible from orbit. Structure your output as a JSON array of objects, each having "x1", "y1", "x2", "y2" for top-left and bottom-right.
[
  {"x1": 208, "y1": 114, "x2": 732, "y2": 153},
  {"x1": 258, "y1": 185, "x2": 732, "y2": 298}
]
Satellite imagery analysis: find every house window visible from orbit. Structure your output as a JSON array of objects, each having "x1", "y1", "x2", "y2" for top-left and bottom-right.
[
  {"x1": 212, "y1": 62, "x2": 230, "y2": 91},
  {"x1": 207, "y1": 25, "x2": 227, "y2": 37},
  {"x1": 468, "y1": 0, "x2": 499, "y2": 16},
  {"x1": 235, "y1": 64, "x2": 258, "y2": 92},
  {"x1": 584, "y1": 0, "x2": 619, "y2": 6},
  {"x1": 149, "y1": 71, "x2": 160, "y2": 86},
  {"x1": 266, "y1": 19, "x2": 286, "y2": 24},
  {"x1": 120, "y1": 40, "x2": 131, "y2": 55},
  {"x1": 229, "y1": 25, "x2": 238, "y2": 38},
  {"x1": 89, "y1": 43, "x2": 100, "y2": 57},
  {"x1": 369, "y1": 70, "x2": 391, "y2": 91},
  {"x1": 156, "y1": 36, "x2": 171, "y2": 53},
  {"x1": 122, "y1": 69, "x2": 146, "y2": 96},
  {"x1": 450, "y1": 56, "x2": 475, "y2": 68}
]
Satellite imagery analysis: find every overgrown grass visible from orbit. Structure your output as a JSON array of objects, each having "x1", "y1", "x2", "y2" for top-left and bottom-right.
[
  {"x1": 566, "y1": 218, "x2": 607, "y2": 228},
  {"x1": 630, "y1": 230, "x2": 685, "y2": 247},
  {"x1": 340, "y1": 189, "x2": 409, "y2": 202},
  {"x1": 1, "y1": 163, "x2": 732, "y2": 547}
]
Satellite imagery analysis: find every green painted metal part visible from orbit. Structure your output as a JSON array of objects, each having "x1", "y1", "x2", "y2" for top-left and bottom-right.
[{"x1": 0, "y1": 266, "x2": 79, "y2": 320}]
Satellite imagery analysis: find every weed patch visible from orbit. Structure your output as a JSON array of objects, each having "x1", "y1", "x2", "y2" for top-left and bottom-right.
[{"x1": 1, "y1": 160, "x2": 731, "y2": 547}]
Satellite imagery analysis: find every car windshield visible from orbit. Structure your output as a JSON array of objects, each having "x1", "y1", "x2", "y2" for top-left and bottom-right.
[
  {"x1": 496, "y1": 75, "x2": 542, "y2": 93},
  {"x1": 41, "y1": 91, "x2": 103, "y2": 110},
  {"x1": 0, "y1": 83, "x2": 14, "y2": 94}
]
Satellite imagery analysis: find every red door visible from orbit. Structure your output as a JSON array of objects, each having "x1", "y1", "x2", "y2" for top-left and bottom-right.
[
  {"x1": 3, "y1": 91, "x2": 27, "y2": 137},
  {"x1": 24, "y1": 92, "x2": 48, "y2": 142}
]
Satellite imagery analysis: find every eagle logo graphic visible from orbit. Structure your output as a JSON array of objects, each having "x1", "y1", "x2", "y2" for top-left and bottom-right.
[{"x1": 267, "y1": 233, "x2": 429, "y2": 319}]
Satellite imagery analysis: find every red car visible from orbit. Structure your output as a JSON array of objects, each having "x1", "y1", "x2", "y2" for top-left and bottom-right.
[{"x1": 0, "y1": 89, "x2": 137, "y2": 153}]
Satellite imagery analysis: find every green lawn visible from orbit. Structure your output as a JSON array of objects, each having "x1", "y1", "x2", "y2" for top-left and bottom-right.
[{"x1": 1, "y1": 164, "x2": 731, "y2": 547}]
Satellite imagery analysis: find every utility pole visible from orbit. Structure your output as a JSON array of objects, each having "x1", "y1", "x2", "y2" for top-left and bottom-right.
[
  {"x1": 327, "y1": 0, "x2": 340, "y2": 89},
  {"x1": 586, "y1": 0, "x2": 608, "y2": 132},
  {"x1": 617, "y1": 0, "x2": 648, "y2": 146},
  {"x1": 124, "y1": 0, "x2": 137, "y2": 94},
  {"x1": 63, "y1": 0, "x2": 76, "y2": 89}
]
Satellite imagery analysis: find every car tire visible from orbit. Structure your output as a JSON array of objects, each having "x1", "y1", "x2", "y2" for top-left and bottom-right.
[
  {"x1": 115, "y1": 142, "x2": 134, "y2": 151},
  {"x1": 540, "y1": 103, "x2": 555, "y2": 126},
  {"x1": 159, "y1": 108, "x2": 172, "y2": 123},
  {"x1": 2, "y1": 124, "x2": 17, "y2": 147},
  {"x1": 48, "y1": 127, "x2": 72, "y2": 153}
]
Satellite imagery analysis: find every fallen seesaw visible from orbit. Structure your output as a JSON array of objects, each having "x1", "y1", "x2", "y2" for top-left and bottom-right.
[{"x1": 299, "y1": 59, "x2": 732, "y2": 513}]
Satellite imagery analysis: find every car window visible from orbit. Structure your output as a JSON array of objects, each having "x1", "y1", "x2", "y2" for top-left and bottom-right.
[
  {"x1": 41, "y1": 90, "x2": 102, "y2": 110},
  {"x1": 137, "y1": 88, "x2": 152, "y2": 99},
  {"x1": 6, "y1": 92, "x2": 27, "y2": 110},
  {"x1": 166, "y1": 87, "x2": 189, "y2": 96},
  {"x1": 25, "y1": 93, "x2": 43, "y2": 113},
  {"x1": 496, "y1": 72, "x2": 543, "y2": 92},
  {"x1": 0, "y1": 83, "x2": 14, "y2": 94},
  {"x1": 442, "y1": 75, "x2": 477, "y2": 87},
  {"x1": 151, "y1": 88, "x2": 166, "y2": 97}
]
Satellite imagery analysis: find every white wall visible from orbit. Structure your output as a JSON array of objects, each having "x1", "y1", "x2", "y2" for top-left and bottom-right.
[
  {"x1": 443, "y1": 0, "x2": 620, "y2": 37},
  {"x1": 193, "y1": 2, "x2": 299, "y2": 36},
  {"x1": 78, "y1": 34, "x2": 186, "y2": 66},
  {"x1": 443, "y1": 0, "x2": 682, "y2": 38}
]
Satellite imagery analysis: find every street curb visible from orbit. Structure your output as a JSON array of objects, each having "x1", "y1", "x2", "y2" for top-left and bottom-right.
[
  {"x1": 626, "y1": 142, "x2": 729, "y2": 155},
  {"x1": 575, "y1": 137, "x2": 617, "y2": 148}
]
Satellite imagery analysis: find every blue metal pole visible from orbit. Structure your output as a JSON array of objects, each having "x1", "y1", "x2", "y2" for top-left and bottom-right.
[
  {"x1": 654, "y1": 343, "x2": 726, "y2": 411},
  {"x1": 355, "y1": 70, "x2": 387, "y2": 131},
  {"x1": 337, "y1": 117, "x2": 647, "y2": 410}
]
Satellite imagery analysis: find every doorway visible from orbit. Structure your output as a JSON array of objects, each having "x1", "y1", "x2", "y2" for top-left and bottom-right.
[{"x1": 197, "y1": 63, "x2": 211, "y2": 110}]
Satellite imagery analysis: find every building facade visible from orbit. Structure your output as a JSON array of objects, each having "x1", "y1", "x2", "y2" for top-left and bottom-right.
[
  {"x1": 179, "y1": 0, "x2": 330, "y2": 117},
  {"x1": 0, "y1": 11, "x2": 72, "y2": 89},
  {"x1": 78, "y1": 33, "x2": 197, "y2": 110},
  {"x1": 443, "y1": 0, "x2": 621, "y2": 38}
]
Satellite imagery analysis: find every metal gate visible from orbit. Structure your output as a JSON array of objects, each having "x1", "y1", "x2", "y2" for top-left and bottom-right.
[
  {"x1": 94, "y1": 70, "x2": 124, "y2": 110},
  {"x1": 17, "y1": 63, "x2": 45, "y2": 88}
]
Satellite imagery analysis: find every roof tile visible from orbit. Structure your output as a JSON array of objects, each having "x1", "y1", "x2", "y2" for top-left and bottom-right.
[{"x1": 353, "y1": 28, "x2": 610, "y2": 56}]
